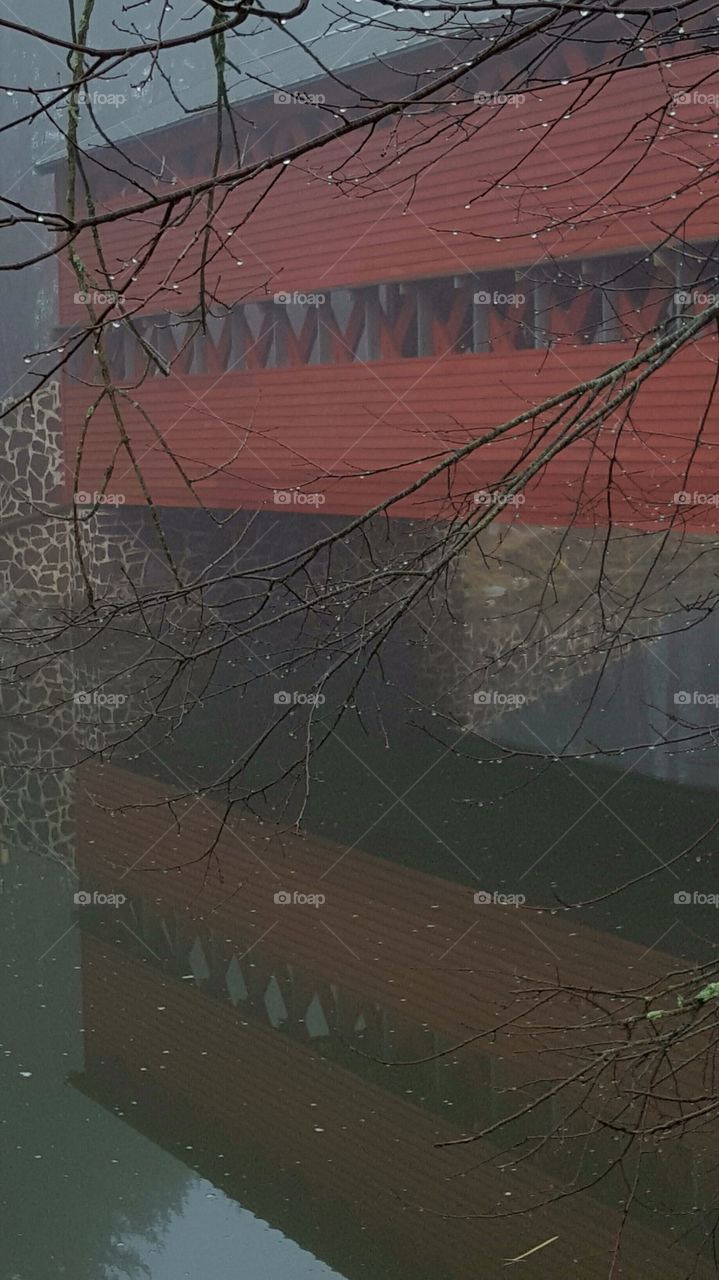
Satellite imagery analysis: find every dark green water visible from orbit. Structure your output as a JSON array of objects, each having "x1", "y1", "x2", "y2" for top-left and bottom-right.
[{"x1": 2, "y1": 569, "x2": 718, "y2": 1280}]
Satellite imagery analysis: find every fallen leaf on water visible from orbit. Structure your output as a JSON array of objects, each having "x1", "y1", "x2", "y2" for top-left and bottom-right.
[{"x1": 503, "y1": 1235, "x2": 559, "y2": 1265}]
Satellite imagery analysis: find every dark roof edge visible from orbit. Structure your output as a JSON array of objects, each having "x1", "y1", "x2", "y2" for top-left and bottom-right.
[{"x1": 35, "y1": 32, "x2": 445, "y2": 173}]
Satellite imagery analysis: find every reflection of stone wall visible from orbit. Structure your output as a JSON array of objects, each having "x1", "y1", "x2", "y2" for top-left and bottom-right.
[{"x1": 0, "y1": 658, "x2": 75, "y2": 871}]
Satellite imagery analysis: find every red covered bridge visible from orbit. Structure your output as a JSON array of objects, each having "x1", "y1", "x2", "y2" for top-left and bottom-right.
[{"x1": 52, "y1": 15, "x2": 719, "y2": 531}]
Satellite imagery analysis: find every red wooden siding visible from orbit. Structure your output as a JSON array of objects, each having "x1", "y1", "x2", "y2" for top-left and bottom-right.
[
  {"x1": 55, "y1": 39, "x2": 719, "y2": 529},
  {"x1": 56, "y1": 55, "x2": 719, "y2": 324},
  {"x1": 63, "y1": 339, "x2": 719, "y2": 528}
]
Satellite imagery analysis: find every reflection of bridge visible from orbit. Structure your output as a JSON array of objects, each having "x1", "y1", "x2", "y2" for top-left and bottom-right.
[{"x1": 73, "y1": 762, "x2": 716, "y2": 1278}]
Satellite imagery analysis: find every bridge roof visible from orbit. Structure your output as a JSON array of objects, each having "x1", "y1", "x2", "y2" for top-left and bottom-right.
[{"x1": 37, "y1": 3, "x2": 491, "y2": 169}]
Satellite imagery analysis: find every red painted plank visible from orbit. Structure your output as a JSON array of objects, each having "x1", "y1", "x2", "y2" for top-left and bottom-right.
[
  {"x1": 62, "y1": 339, "x2": 719, "y2": 530},
  {"x1": 57, "y1": 56, "x2": 719, "y2": 323}
]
